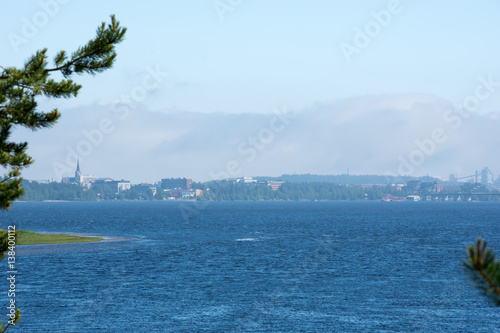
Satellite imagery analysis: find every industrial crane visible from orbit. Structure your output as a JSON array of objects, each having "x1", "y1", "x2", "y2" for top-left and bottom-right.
[{"x1": 454, "y1": 167, "x2": 495, "y2": 184}]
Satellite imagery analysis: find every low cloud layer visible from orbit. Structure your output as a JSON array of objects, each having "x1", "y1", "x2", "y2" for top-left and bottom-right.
[{"x1": 15, "y1": 93, "x2": 500, "y2": 183}]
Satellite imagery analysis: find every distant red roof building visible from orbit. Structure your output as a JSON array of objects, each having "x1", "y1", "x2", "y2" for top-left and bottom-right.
[{"x1": 267, "y1": 181, "x2": 284, "y2": 191}]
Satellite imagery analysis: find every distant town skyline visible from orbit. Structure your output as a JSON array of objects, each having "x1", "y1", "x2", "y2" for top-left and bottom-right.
[{"x1": 28, "y1": 156, "x2": 500, "y2": 188}]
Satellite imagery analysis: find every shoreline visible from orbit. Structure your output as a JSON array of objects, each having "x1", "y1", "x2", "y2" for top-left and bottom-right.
[
  {"x1": 15, "y1": 230, "x2": 139, "y2": 246},
  {"x1": 41, "y1": 232, "x2": 139, "y2": 243},
  {"x1": 12, "y1": 199, "x2": 494, "y2": 203}
]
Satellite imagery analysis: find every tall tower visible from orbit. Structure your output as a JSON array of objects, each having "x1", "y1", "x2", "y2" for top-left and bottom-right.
[
  {"x1": 75, "y1": 159, "x2": 82, "y2": 185},
  {"x1": 481, "y1": 167, "x2": 489, "y2": 185}
]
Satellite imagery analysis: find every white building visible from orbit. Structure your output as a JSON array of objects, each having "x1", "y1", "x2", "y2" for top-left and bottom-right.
[{"x1": 236, "y1": 176, "x2": 257, "y2": 184}]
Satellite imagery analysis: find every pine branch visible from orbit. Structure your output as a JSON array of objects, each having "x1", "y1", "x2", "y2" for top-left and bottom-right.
[
  {"x1": 45, "y1": 15, "x2": 126, "y2": 77},
  {"x1": 0, "y1": 14, "x2": 126, "y2": 210}
]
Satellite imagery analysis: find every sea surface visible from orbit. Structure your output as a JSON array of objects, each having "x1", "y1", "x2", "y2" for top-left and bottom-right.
[{"x1": 1, "y1": 201, "x2": 500, "y2": 332}]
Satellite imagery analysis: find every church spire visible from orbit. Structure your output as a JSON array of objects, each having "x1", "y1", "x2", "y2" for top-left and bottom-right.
[{"x1": 76, "y1": 158, "x2": 81, "y2": 173}]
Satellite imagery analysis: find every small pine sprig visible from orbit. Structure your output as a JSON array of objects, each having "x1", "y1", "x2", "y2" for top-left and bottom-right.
[
  {"x1": 0, "y1": 308, "x2": 21, "y2": 333},
  {"x1": 463, "y1": 237, "x2": 500, "y2": 304}
]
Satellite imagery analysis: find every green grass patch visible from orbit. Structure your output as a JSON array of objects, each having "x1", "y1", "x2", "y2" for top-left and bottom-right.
[{"x1": 16, "y1": 230, "x2": 104, "y2": 245}]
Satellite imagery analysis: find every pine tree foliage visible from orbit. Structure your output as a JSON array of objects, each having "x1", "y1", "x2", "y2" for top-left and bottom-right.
[
  {"x1": 0, "y1": 15, "x2": 126, "y2": 210},
  {"x1": 463, "y1": 238, "x2": 500, "y2": 304}
]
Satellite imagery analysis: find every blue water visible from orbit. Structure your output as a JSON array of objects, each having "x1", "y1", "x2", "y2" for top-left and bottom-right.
[{"x1": 1, "y1": 201, "x2": 500, "y2": 332}]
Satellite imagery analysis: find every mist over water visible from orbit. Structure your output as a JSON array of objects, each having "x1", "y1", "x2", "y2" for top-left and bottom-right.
[{"x1": 16, "y1": 94, "x2": 500, "y2": 183}]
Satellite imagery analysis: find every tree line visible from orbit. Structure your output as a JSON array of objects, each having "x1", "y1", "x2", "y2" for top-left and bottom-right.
[{"x1": 19, "y1": 179, "x2": 500, "y2": 202}]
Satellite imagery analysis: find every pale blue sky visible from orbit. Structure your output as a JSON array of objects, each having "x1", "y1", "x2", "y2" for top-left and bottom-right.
[
  {"x1": 3, "y1": 0, "x2": 500, "y2": 114},
  {"x1": 3, "y1": 0, "x2": 500, "y2": 182}
]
